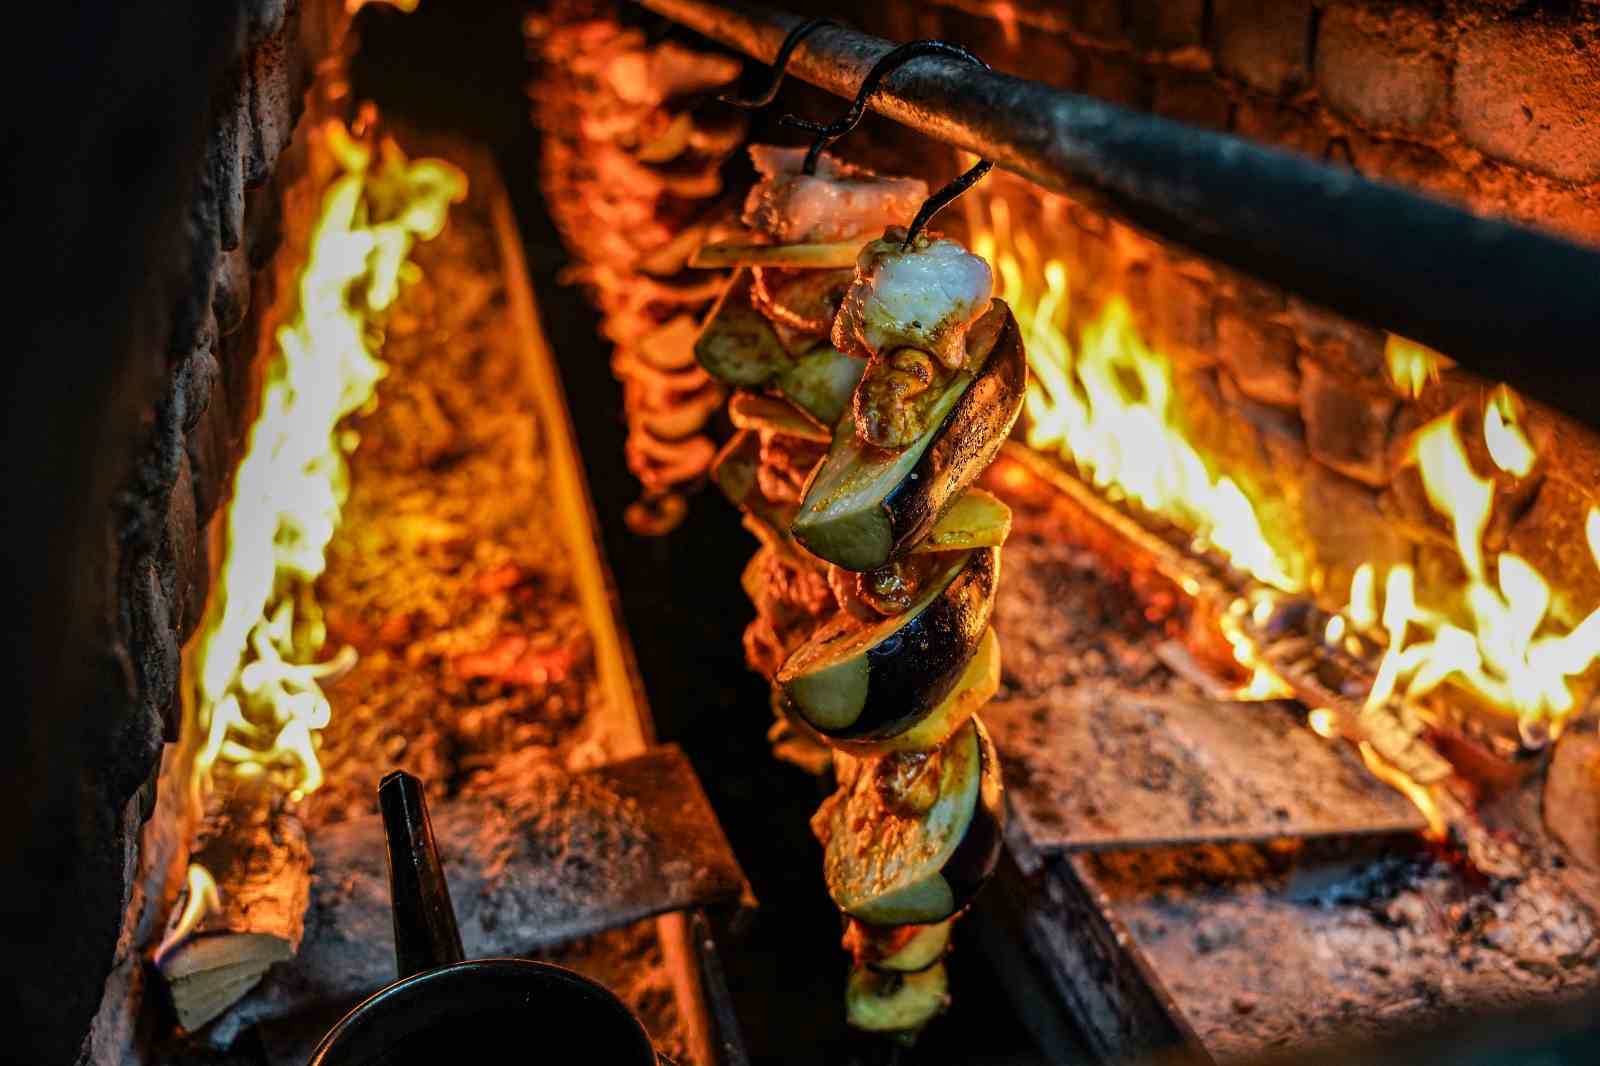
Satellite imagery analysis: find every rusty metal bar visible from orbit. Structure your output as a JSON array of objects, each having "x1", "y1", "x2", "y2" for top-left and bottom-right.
[{"x1": 635, "y1": 0, "x2": 1600, "y2": 429}]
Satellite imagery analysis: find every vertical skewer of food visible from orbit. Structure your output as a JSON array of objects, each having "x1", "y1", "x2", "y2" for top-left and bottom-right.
[
  {"x1": 695, "y1": 142, "x2": 1025, "y2": 1041},
  {"x1": 528, "y1": 8, "x2": 747, "y2": 533}
]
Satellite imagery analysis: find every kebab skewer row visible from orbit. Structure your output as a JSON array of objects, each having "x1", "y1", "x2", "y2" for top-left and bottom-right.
[
  {"x1": 527, "y1": 8, "x2": 745, "y2": 533},
  {"x1": 697, "y1": 139, "x2": 1024, "y2": 1040}
]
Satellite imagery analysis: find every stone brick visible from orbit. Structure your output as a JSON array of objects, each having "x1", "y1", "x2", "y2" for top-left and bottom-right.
[
  {"x1": 179, "y1": 330, "x2": 218, "y2": 435},
  {"x1": 246, "y1": 29, "x2": 296, "y2": 188},
  {"x1": 188, "y1": 362, "x2": 236, "y2": 524},
  {"x1": 123, "y1": 556, "x2": 179, "y2": 783},
  {"x1": 1232, "y1": 96, "x2": 1328, "y2": 159},
  {"x1": 245, "y1": 177, "x2": 284, "y2": 269},
  {"x1": 1510, "y1": 474, "x2": 1600, "y2": 628},
  {"x1": 935, "y1": 8, "x2": 1012, "y2": 76},
  {"x1": 1283, "y1": 297, "x2": 1386, "y2": 380},
  {"x1": 1315, "y1": 4, "x2": 1449, "y2": 131},
  {"x1": 166, "y1": 449, "x2": 202, "y2": 644},
  {"x1": 1453, "y1": 21, "x2": 1600, "y2": 183},
  {"x1": 1346, "y1": 136, "x2": 1475, "y2": 206},
  {"x1": 213, "y1": 245, "x2": 252, "y2": 334},
  {"x1": 1216, "y1": 308, "x2": 1300, "y2": 407},
  {"x1": 1071, "y1": 0, "x2": 1124, "y2": 41},
  {"x1": 1470, "y1": 164, "x2": 1600, "y2": 247},
  {"x1": 1152, "y1": 71, "x2": 1234, "y2": 130},
  {"x1": 245, "y1": 0, "x2": 290, "y2": 50},
  {"x1": 1125, "y1": 0, "x2": 1205, "y2": 51},
  {"x1": 1217, "y1": 368, "x2": 1305, "y2": 445},
  {"x1": 1212, "y1": 0, "x2": 1312, "y2": 95},
  {"x1": 1150, "y1": 265, "x2": 1216, "y2": 367},
  {"x1": 990, "y1": 22, "x2": 1084, "y2": 92},
  {"x1": 1082, "y1": 52, "x2": 1150, "y2": 110},
  {"x1": 1303, "y1": 461, "x2": 1414, "y2": 608},
  {"x1": 1300, "y1": 355, "x2": 1396, "y2": 486},
  {"x1": 210, "y1": 79, "x2": 248, "y2": 252}
]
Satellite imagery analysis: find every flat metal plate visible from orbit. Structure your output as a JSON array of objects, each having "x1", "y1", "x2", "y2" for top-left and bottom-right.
[
  {"x1": 983, "y1": 518, "x2": 1426, "y2": 852},
  {"x1": 987, "y1": 685, "x2": 1427, "y2": 852}
]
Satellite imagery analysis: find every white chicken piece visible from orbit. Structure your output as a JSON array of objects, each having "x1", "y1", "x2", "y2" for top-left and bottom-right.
[
  {"x1": 833, "y1": 230, "x2": 995, "y2": 370},
  {"x1": 742, "y1": 146, "x2": 927, "y2": 245}
]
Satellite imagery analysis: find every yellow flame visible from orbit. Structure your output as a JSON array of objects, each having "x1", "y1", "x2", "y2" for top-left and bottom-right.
[
  {"x1": 1384, "y1": 335, "x2": 1446, "y2": 399},
  {"x1": 974, "y1": 198, "x2": 1299, "y2": 592},
  {"x1": 1484, "y1": 385, "x2": 1535, "y2": 477},
  {"x1": 152, "y1": 864, "x2": 222, "y2": 966},
  {"x1": 1359, "y1": 742, "x2": 1447, "y2": 838},
  {"x1": 1307, "y1": 708, "x2": 1340, "y2": 739},
  {"x1": 348, "y1": 0, "x2": 419, "y2": 12},
  {"x1": 1342, "y1": 408, "x2": 1600, "y2": 738},
  {"x1": 191, "y1": 121, "x2": 465, "y2": 800}
]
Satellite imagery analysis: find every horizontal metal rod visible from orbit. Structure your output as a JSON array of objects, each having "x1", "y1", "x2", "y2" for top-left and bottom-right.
[{"x1": 636, "y1": 0, "x2": 1600, "y2": 429}]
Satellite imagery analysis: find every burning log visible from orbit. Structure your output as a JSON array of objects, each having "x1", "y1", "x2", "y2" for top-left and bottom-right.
[
  {"x1": 204, "y1": 745, "x2": 747, "y2": 1046},
  {"x1": 153, "y1": 779, "x2": 312, "y2": 1031},
  {"x1": 991, "y1": 449, "x2": 1460, "y2": 806}
]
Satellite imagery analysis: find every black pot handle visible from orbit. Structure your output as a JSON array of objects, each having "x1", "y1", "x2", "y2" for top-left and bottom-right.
[{"x1": 379, "y1": 770, "x2": 465, "y2": 979}]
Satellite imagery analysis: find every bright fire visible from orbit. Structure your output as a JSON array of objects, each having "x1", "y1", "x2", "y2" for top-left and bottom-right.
[
  {"x1": 191, "y1": 119, "x2": 465, "y2": 801},
  {"x1": 1347, "y1": 408, "x2": 1600, "y2": 742},
  {"x1": 970, "y1": 196, "x2": 1300, "y2": 592},
  {"x1": 971, "y1": 188, "x2": 1600, "y2": 749}
]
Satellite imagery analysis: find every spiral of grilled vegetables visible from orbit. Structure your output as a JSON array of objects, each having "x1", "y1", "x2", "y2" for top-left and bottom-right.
[{"x1": 698, "y1": 143, "x2": 1024, "y2": 1042}]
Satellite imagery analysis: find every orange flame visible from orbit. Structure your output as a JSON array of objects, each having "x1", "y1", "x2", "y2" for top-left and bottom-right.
[
  {"x1": 972, "y1": 197, "x2": 1301, "y2": 592},
  {"x1": 191, "y1": 120, "x2": 465, "y2": 801},
  {"x1": 1342, "y1": 407, "x2": 1600, "y2": 742},
  {"x1": 152, "y1": 864, "x2": 222, "y2": 967}
]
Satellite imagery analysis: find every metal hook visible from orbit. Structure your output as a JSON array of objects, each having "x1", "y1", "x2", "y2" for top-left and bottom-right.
[
  {"x1": 902, "y1": 157, "x2": 995, "y2": 249},
  {"x1": 718, "y1": 17, "x2": 835, "y2": 109},
  {"x1": 780, "y1": 40, "x2": 991, "y2": 177}
]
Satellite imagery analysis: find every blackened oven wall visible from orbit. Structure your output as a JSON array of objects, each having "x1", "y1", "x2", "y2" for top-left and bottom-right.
[{"x1": 0, "y1": 2, "x2": 334, "y2": 1061}]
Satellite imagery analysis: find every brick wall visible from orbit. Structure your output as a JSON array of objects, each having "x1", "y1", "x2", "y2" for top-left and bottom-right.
[{"x1": 910, "y1": 0, "x2": 1600, "y2": 243}]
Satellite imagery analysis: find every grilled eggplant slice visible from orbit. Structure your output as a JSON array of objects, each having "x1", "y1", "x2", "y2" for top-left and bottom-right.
[
  {"x1": 844, "y1": 918, "x2": 952, "y2": 974},
  {"x1": 728, "y1": 391, "x2": 830, "y2": 442},
  {"x1": 792, "y1": 301, "x2": 1025, "y2": 571},
  {"x1": 695, "y1": 269, "x2": 795, "y2": 387},
  {"x1": 829, "y1": 626, "x2": 999, "y2": 757},
  {"x1": 845, "y1": 964, "x2": 949, "y2": 1033},
  {"x1": 711, "y1": 430, "x2": 794, "y2": 532},
  {"x1": 695, "y1": 271, "x2": 865, "y2": 424},
  {"x1": 818, "y1": 717, "x2": 1005, "y2": 925},
  {"x1": 778, "y1": 548, "x2": 996, "y2": 739},
  {"x1": 774, "y1": 343, "x2": 864, "y2": 425}
]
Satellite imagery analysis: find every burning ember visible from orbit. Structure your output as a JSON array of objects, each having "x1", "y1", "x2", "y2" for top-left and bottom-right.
[{"x1": 190, "y1": 118, "x2": 465, "y2": 803}]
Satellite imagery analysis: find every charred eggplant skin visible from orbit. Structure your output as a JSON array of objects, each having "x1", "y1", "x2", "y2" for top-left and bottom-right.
[
  {"x1": 941, "y1": 716, "x2": 1006, "y2": 909},
  {"x1": 852, "y1": 548, "x2": 996, "y2": 739},
  {"x1": 793, "y1": 301, "x2": 1026, "y2": 571},
  {"x1": 781, "y1": 547, "x2": 997, "y2": 740},
  {"x1": 883, "y1": 301, "x2": 1025, "y2": 562}
]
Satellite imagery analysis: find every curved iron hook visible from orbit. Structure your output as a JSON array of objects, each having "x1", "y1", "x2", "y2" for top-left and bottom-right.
[
  {"x1": 777, "y1": 39, "x2": 996, "y2": 246},
  {"x1": 780, "y1": 40, "x2": 990, "y2": 176},
  {"x1": 902, "y1": 157, "x2": 995, "y2": 249},
  {"x1": 718, "y1": 17, "x2": 836, "y2": 109}
]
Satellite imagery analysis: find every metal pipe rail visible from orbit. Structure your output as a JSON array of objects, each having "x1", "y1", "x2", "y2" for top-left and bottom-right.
[{"x1": 636, "y1": 0, "x2": 1600, "y2": 428}]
